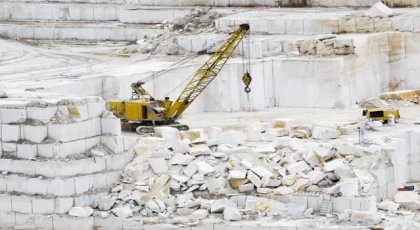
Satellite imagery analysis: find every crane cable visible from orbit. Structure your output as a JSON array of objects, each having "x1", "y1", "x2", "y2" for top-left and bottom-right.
[
  {"x1": 140, "y1": 34, "x2": 231, "y2": 85},
  {"x1": 241, "y1": 28, "x2": 252, "y2": 101}
]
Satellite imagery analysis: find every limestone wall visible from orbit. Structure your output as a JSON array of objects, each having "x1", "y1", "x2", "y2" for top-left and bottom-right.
[{"x1": 0, "y1": 95, "x2": 138, "y2": 216}]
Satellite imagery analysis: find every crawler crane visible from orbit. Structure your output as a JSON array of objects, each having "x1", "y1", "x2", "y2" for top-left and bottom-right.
[{"x1": 109, "y1": 24, "x2": 252, "y2": 134}]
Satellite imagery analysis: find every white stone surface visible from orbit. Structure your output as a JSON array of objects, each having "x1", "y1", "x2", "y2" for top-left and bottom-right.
[
  {"x1": 220, "y1": 131, "x2": 246, "y2": 146},
  {"x1": 247, "y1": 171, "x2": 262, "y2": 188},
  {"x1": 16, "y1": 144, "x2": 37, "y2": 159},
  {"x1": 69, "y1": 207, "x2": 94, "y2": 217},
  {"x1": 287, "y1": 161, "x2": 311, "y2": 174},
  {"x1": 171, "y1": 153, "x2": 194, "y2": 165},
  {"x1": 368, "y1": 2, "x2": 393, "y2": 18},
  {"x1": 312, "y1": 127, "x2": 340, "y2": 140},
  {"x1": 21, "y1": 125, "x2": 47, "y2": 143},
  {"x1": 229, "y1": 170, "x2": 247, "y2": 179},
  {"x1": 189, "y1": 144, "x2": 212, "y2": 156},
  {"x1": 2, "y1": 124, "x2": 21, "y2": 142},
  {"x1": 171, "y1": 140, "x2": 189, "y2": 154},
  {"x1": 196, "y1": 161, "x2": 215, "y2": 175},
  {"x1": 223, "y1": 207, "x2": 241, "y2": 221},
  {"x1": 101, "y1": 118, "x2": 121, "y2": 136}
]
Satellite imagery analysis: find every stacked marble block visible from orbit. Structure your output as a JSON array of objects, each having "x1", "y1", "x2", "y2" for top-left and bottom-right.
[{"x1": 0, "y1": 97, "x2": 136, "y2": 216}]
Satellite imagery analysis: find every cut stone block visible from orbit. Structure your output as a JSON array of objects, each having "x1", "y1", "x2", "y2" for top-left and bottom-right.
[
  {"x1": 172, "y1": 175, "x2": 189, "y2": 183},
  {"x1": 189, "y1": 144, "x2": 212, "y2": 156},
  {"x1": 149, "y1": 158, "x2": 168, "y2": 174},
  {"x1": 0, "y1": 194, "x2": 12, "y2": 212},
  {"x1": 334, "y1": 164, "x2": 354, "y2": 179},
  {"x1": 101, "y1": 118, "x2": 121, "y2": 136},
  {"x1": 196, "y1": 161, "x2": 215, "y2": 175},
  {"x1": 12, "y1": 196, "x2": 32, "y2": 213},
  {"x1": 171, "y1": 153, "x2": 194, "y2": 165},
  {"x1": 241, "y1": 159, "x2": 254, "y2": 170},
  {"x1": 100, "y1": 135, "x2": 124, "y2": 154},
  {"x1": 16, "y1": 144, "x2": 37, "y2": 159},
  {"x1": 271, "y1": 118, "x2": 296, "y2": 129},
  {"x1": 229, "y1": 170, "x2": 247, "y2": 179},
  {"x1": 281, "y1": 174, "x2": 298, "y2": 186},
  {"x1": 26, "y1": 106, "x2": 57, "y2": 123},
  {"x1": 238, "y1": 184, "x2": 254, "y2": 192},
  {"x1": 307, "y1": 171, "x2": 326, "y2": 184},
  {"x1": 368, "y1": 2, "x2": 393, "y2": 18},
  {"x1": 180, "y1": 129, "x2": 204, "y2": 142},
  {"x1": 37, "y1": 143, "x2": 58, "y2": 158},
  {"x1": 287, "y1": 161, "x2": 311, "y2": 174},
  {"x1": 312, "y1": 127, "x2": 340, "y2": 140},
  {"x1": 223, "y1": 207, "x2": 241, "y2": 221},
  {"x1": 247, "y1": 171, "x2": 262, "y2": 188},
  {"x1": 21, "y1": 125, "x2": 47, "y2": 143},
  {"x1": 0, "y1": 108, "x2": 27, "y2": 123},
  {"x1": 2, "y1": 124, "x2": 21, "y2": 142},
  {"x1": 266, "y1": 179, "x2": 281, "y2": 187},
  {"x1": 312, "y1": 146, "x2": 333, "y2": 161},
  {"x1": 251, "y1": 166, "x2": 274, "y2": 178},
  {"x1": 324, "y1": 159, "x2": 345, "y2": 172},
  {"x1": 154, "y1": 127, "x2": 181, "y2": 143},
  {"x1": 219, "y1": 131, "x2": 246, "y2": 146}
]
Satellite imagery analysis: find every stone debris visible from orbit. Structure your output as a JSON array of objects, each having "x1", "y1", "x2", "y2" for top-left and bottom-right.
[
  {"x1": 368, "y1": 2, "x2": 393, "y2": 18},
  {"x1": 68, "y1": 207, "x2": 94, "y2": 217},
  {"x1": 224, "y1": 207, "x2": 241, "y2": 221}
]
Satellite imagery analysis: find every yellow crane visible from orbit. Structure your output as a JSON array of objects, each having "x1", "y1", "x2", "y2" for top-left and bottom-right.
[{"x1": 109, "y1": 24, "x2": 251, "y2": 134}]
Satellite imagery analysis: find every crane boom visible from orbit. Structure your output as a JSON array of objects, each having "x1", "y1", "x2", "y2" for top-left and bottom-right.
[{"x1": 166, "y1": 24, "x2": 250, "y2": 118}]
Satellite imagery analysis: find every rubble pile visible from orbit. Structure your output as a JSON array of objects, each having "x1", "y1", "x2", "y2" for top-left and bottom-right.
[
  {"x1": 138, "y1": 9, "x2": 225, "y2": 56},
  {"x1": 89, "y1": 118, "x2": 387, "y2": 225}
]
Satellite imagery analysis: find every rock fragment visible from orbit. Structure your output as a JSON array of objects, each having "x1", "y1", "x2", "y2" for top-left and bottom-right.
[
  {"x1": 224, "y1": 207, "x2": 241, "y2": 221},
  {"x1": 69, "y1": 207, "x2": 93, "y2": 217}
]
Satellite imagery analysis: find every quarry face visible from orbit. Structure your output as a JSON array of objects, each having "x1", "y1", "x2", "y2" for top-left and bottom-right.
[{"x1": 3, "y1": 1, "x2": 420, "y2": 230}]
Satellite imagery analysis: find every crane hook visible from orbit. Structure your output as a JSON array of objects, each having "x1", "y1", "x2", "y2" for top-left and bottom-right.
[{"x1": 242, "y1": 72, "x2": 252, "y2": 100}]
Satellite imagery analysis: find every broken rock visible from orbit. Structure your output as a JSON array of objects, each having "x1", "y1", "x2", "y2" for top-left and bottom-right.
[
  {"x1": 171, "y1": 153, "x2": 194, "y2": 165},
  {"x1": 229, "y1": 170, "x2": 247, "y2": 179},
  {"x1": 247, "y1": 171, "x2": 262, "y2": 188},
  {"x1": 196, "y1": 161, "x2": 215, "y2": 175},
  {"x1": 149, "y1": 158, "x2": 168, "y2": 174},
  {"x1": 312, "y1": 127, "x2": 340, "y2": 140},
  {"x1": 239, "y1": 183, "x2": 254, "y2": 192},
  {"x1": 229, "y1": 179, "x2": 249, "y2": 188},
  {"x1": 145, "y1": 200, "x2": 161, "y2": 213},
  {"x1": 69, "y1": 207, "x2": 93, "y2": 217},
  {"x1": 291, "y1": 178, "x2": 311, "y2": 191},
  {"x1": 112, "y1": 206, "x2": 133, "y2": 218},
  {"x1": 287, "y1": 161, "x2": 311, "y2": 174},
  {"x1": 378, "y1": 200, "x2": 399, "y2": 214},
  {"x1": 271, "y1": 118, "x2": 296, "y2": 129},
  {"x1": 274, "y1": 186, "x2": 294, "y2": 195},
  {"x1": 281, "y1": 174, "x2": 298, "y2": 186},
  {"x1": 177, "y1": 208, "x2": 194, "y2": 216},
  {"x1": 189, "y1": 144, "x2": 212, "y2": 156},
  {"x1": 224, "y1": 207, "x2": 241, "y2": 221},
  {"x1": 171, "y1": 140, "x2": 189, "y2": 154},
  {"x1": 190, "y1": 209, "x2": 209, "y2": 220},
  {"x1": 350, "y1": 211, "x2": 381, "y2": 224},
  {"x1": 368, "y1": 2, "x2": 393, "y2": 18}
]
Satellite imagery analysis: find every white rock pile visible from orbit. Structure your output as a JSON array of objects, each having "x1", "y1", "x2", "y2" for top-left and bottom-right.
[{"x1": 89, "y1": 118, "x2": 384, "y2": 224}]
